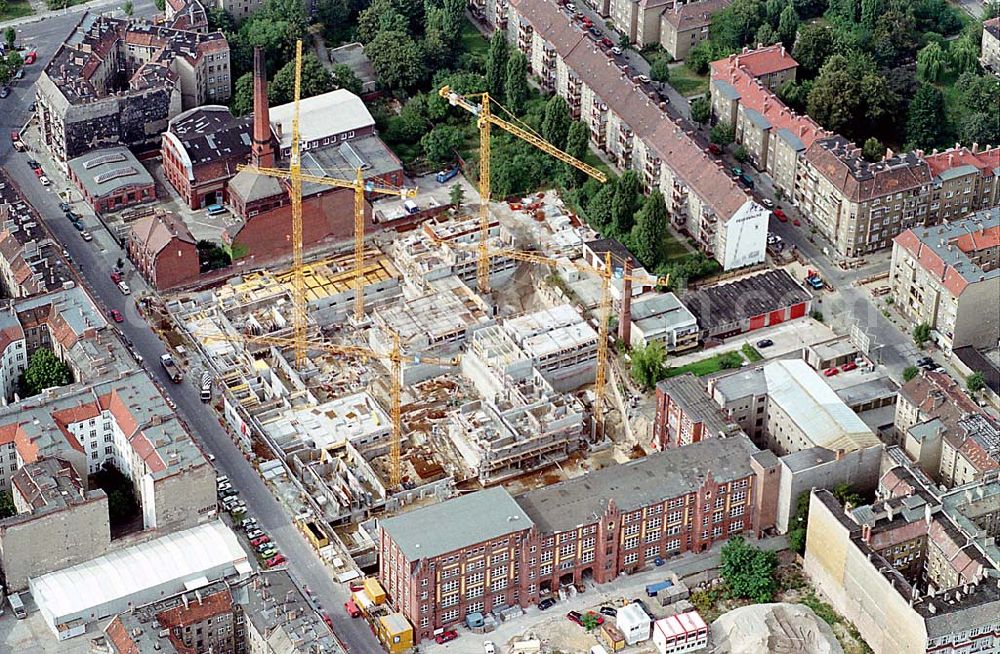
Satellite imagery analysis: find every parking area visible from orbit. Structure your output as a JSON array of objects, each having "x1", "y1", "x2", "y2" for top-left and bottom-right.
[{"x1": 215, "y1": 474, "x2": 287, "y2": 571}]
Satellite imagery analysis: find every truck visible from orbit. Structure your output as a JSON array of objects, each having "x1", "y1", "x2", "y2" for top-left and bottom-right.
[
  {"x1": 9, "y1": 592, "x2": 26, "y2": 619},
  {"x1": 435, "y1": 165, "x2": 459, "y2": 183},
  {"x1": 200, "y1": 371, "x2": 212, "y2": 402},
  {"x1": 160, "y1": 354, "x2": 182, "y2": 383},
  {"x1": 804, "y1": 269, "x2": 824, "y2": 290},
  {"x1": 645, "y1": 580, "x2": 673, "y2": 597}
]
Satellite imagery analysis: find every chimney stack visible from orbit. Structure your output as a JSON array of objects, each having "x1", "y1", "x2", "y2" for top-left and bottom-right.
[{"x1": 252, "y1": 47, "x2": 274, "y2": 168}]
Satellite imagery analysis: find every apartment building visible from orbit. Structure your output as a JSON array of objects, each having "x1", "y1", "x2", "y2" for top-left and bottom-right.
[
  {"x1": 923, "y1": 145, "x2": 1000, "y2": 221},
  {"x1": 128, "y1": 211, "x2": 201, "y2": 291},
  {"x1": 803, "y1": 455, "x2": 1000, "y2": 654},
  {"x1": 981, "y1": 17, "x2": 1000, "y2": 73},
  {"x1": 796, "y1": 136, "x2": 932, "y2": 257},
  {"x1": 889, "y1": 208, "x2": 1000, "y2": 351},
  {"x1": 659, "y1": 0, "x2": 731, "y2": 60},
  {"x1": 503, "y1": 304, "x2": 599, "y2": 391},
  {"x1": 506, "y1": 0, "x2": 767, "y2": 270},
  {"x1": 378, "y1": 435, "x2": 778, "y2": 643},
  {"x1": 653, "y1": 373, "x2": 739, "y2": 449},
  {"x1": 36, "y1": 14, "x2": 230, "y2": 162},
  {"x1": 710, "y1": 48, "x2": 827, "y2": 196},
  {"x1": 609, "y1": 0, "x2": 673, "y2": 45}
]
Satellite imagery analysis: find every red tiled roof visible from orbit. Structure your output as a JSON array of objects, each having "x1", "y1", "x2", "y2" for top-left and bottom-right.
[
  {"x1": 952, "y1": 225, "x2": 1000, "y2": 253},
  {"x1": 722, "y1": 43, "x2": 798, "y2": 78},
  {"x1": 156, "y1": 590, "x2": 233, "y2": 629},
  {"x1": 710, "y1": 58, "x2": 827, "y2": 148},
  {"x1": 923, "y1": 145, "x2": 1000, "y2": 178},
  {"x1": 894, "y1": 222, "x2": 998, "y2": 298},
  {"x1": 105, "y1": 616, "x2": 140, "y2": 654},
  {"x1": 985, "y1": 16, "x2": 1000, "y2": 38},
  {"x1": 804, "y1": 136, "x2": 932, "y2": 203}
]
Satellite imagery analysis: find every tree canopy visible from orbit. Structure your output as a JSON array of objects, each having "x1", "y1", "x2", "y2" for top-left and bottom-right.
[
  {"x1": 20, "y1": 348, "x2": 73, "y2": 397},
  {"x1": 721, "y1": 536, "x2": 779, "y2": 603},
  {"x1": 630, "y1": 342, "x2": 667, "y2": 390}
]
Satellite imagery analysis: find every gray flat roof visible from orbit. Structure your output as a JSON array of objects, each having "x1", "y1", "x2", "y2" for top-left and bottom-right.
[
  {"x1": 632, "y1": 293, "x2": 697, "y2": 332},
  {"x1": 743, "y1": 107, "x2": 771, "y2": 130},
  {"x1": 379, "y1": 487, "x2": 533, "y2": 561},
  {"x1": 656, "y1": 373, "x2": 733, "y2": 437},
  {"x1": 714, "y1": 79, "x2": 740, "y2": 101},
  {"x1": 299, "y1": 136, "x2": 402, "y2": 197},
  {"x1": 683, "y1": 269, "x2": 812, "y2": 332},
  {"x1": 68, "y1": 147, "x2": 154, "y2": 199},
  {"x1": 514, "y1": 434, "x2": 759, "y2": 534}
]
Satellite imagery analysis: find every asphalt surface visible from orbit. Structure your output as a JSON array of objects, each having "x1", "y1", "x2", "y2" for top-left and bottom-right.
[{"x1": 0, "y1": 9, "x2": 381, "y2": 653}]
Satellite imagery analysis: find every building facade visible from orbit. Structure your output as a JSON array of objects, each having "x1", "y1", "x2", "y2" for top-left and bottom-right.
[
  {"x1": 67, "y1": 147, "x2": 157, "y2": 214},
  {"x1": 923, "y1": 145, "x2": 1000, "y2": 221},
  {"x1": 128, "y1": 211, "x2": 201, "y2": 290},
  {"x1": 981, "y1": 17, "x2": 1000, "y2": 73},
  {"x1": 654, "y1": 374, "x2": 738, "y2": 449},
  {"x1": 659, "y1": 0, "x2": 731, "y2": 59},
  {"x1": 889, "y1": 209, "x2": 1000, "y2": 352}
]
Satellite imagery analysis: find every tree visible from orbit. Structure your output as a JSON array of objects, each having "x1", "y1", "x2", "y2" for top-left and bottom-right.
[
  {"x1": 630, "y1": 342, "x2": 667, "y2": 390},
  {"x1": 610, "y1": 171, "x2": 641, "y2": 236},
  {"x1": 833, "y1": 482, "x2": 863, "y2": 509},
  {"x1": 586, "y1": 183, "x2": 616, "y2": 229},
  {"x1": 686, "y1": 40, "x2": 717, "y2": 75},
  {"x1": 902, "y1": 366, "x2": 920, "y2": 382},
  {"x1": 505, "y1": 52, "x2": 529, "y2": 114},
  {"x1": 860, "y1": 0, "x2": 883, "y2": 29},
  {"x1": 542, "y1": 96, "x2": 572, "y2": 149},
  {"x1": 793, "y1": 0, "x2": 827, "y2": 18},
  {"x1": 710, "y1": 123, "x2": 735, "y2": 145},
  {"x1": 791, "y1": 23, "x2": 834, "y2": 77},
  {"x1": 721, "y1": 536, "x2": 779, "y2": 603},
  {"x1": 19, "y1": 348, "x2": 73, "y2": 397},
  {"x1": 734, "y1": 145, "x2": 748, "y2": 162},
  {"x1": 268, "y1": 54, "x2": 335, "y2": 105},
  {"x1": 123, "y1": 0, "x2": 134, "y2": 15},
  {"x1": 649, "y1": 58, "x2": 671, "y2": 83},
  {"x1": 755, "y1": 23, "x2": 778, "y2": 46},
  {"x1": 4, "y1": 27, "x2": 15, "y2": 51},
  {"x1": 956, "y1": 72, "x2": 1000, "y2": 115},
  {"x1": 365, "y1": 30, "x2": 427, "y2": 92},
  {"x1": 357, "y1": 0, "x2": 409, "y2": 43},
  {"x1": 913, "y1": 321, "x2": 932, "y2": 347},
  {"x1": 155, "y1": 0, "x2": 166, "y2": 10},
  {"x1": 330, "y1": 64, "x2": 363, "y2": 95},
  {"x1": 967, "y1": 372, "x2": 986, "y2": 394},
  {"x1": 420, "y1": 125, "x2": 464, "y2": 167},
  {"x1": 581, "y1": 612, "x2": 600, "y2": 631},
  {"x1": 690, "y1": 96, "x2": 711, "y2": 123},
  {"x1": 777, "y1": 5, "x2": 800, "y2": 47},
  {"x1": 449, "y1": 183, "x2": 465, "y2": 208},
  {"x1": 486, "y1": 30, "x2": 509, "y2": 99},
  {"x1": 807, "y1": 55, "x2": 863, "y2": 134},
  {"x1": 230, "y1": 72, "x2": 255, "y2": 116},
  {"x1": 563, "y1": 121, "x2": 590, "y2": 187},
  {"x1": 906, "y1": 84, "x2": 945, "y2": 149},
  {"x1": 916, "y1": 42, "x2": 947, "y2": 82},
  {"x1": 949, "y1": 35, "x2": 980, "y2": 74},
  {"x1": 0, "y1": 490, "x2": 15, "y2": 519},
  {"x1": 632, "y1": 191, "x2": 668, "y2": 269},
  {"x1": 961, "y1": 112, "x2": 1000, "y2": 147},
  {"x1": 788, "y1": 491, "x2": 811, "y2": 554},
  {"x1": 862, "y1": 137, "x2": 885, "y2": 162}
]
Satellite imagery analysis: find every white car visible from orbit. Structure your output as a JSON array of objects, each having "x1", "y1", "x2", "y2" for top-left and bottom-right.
[
  {"x1": 611, "y1": 46, "x2": 622, "y2": 55},
  {"x1": 761, "y1": 198, "x2": 774, "y2": 208},
  {"x1": 117, "y1": 281, "x2": 131, "y2": 295},
  {"x1": 39, "y1": 175, "x2": 50, "y2": 186},
  {"x1": 484, "y1": 641, "x2": 496, "y2": 654}
]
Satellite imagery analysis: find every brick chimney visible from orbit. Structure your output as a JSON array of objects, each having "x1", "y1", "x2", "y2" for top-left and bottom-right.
[
  {"x1": 252, "y1": 46, "x2": 274, "y2": 168},
  {"x1": 618, "y1": 256, "x2": 633, "y2": 345}
]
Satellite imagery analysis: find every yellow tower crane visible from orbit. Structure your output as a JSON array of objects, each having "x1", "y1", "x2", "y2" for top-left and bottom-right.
[
  {"x1": 438, "y1": 86, "x2": 608, "y2": 293},
  {"x1": 195, "y1": 330, "x2": 458, "y2": 488}
]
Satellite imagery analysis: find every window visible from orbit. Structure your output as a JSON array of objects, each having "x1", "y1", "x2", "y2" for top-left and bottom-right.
[
  {"x1": 467, "y1": 586, "x2": 483, "y2": 599},
  {"x1": 666, "y1": 539, "x2": 680, "y2": 552},
  {"x1": 421, "y1": 604, "x2": 428, "y2": 613},
  {"x1": 645, "y1": 530, "x2": 661, "y2": 543},
  {"x1": 491, "y1": 577, "x2": 507, "y2": 592},
  {"x1": 729, "y1": 521, "x2": 744, "y2": 535},
  {"x1": 730, "y1": 505, "x2": 745, "y2": 517},
  {"x1": 581, "y1": 550, "x2": 594, "y2": 563},
  {"x1": 624, "y1": 523, "x2": 640, "y2": 536},
  {"x1": 559, "y1": 542, "x2": 575, "y2": 558},
  {"x1": 624, "y1": 552, "x2": 638, "y2": 565},
  {"x1": 441, "y1": 595, "x2": 458, "y2": 608},
  {"x1": 646, "y1": 516, "x2": 662, "y2": 530},
  {"x1": 714, "y1": 497, "x2": 725, "y2": 509},
  {"x1": 441, "y1": 609, "x2": 459, "y2": 623},
  {"x1": 624, "y1": 536, "x2": 639, "y2": 550},
  {"x1": 420, "y1": 617, "x2": 429, "y2": 628},
  {"x1": 493, "y1": 594, "x2": 505, "y2": 607},
  {"x1": 540, "y1": 564, "x2": 552, "y2": 576},
  {"x1": 466, "y1": 602, "x2": 484, "y2": 615},
  {"x1": 668, "y1": 510, "x2": 683, "y2": 523},
  {"x1": 712, "y1": 525, "x2": 724, "y2": 537},
  {"x1": 646, "y1": 546, "x2": 660, "y2": 559},
  {"x1": 441, "y1": 580, "x2": 458, "y2": 593},
  {"x1": 466, "y1": 572, "x2": 484, "y2": 585}
]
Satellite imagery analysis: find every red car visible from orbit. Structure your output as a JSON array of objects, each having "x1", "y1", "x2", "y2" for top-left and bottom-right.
[
  {"x1": 841, "y1": 361, "x2": 858, "y2": 372},
  {"x1": 773, "y1": 209, "x2": 787, "y2": 222},
  {"x1": 111, "y1": 270, "x2": 122, "y2": 283},
  {"x1": 585, "y1": 611, "x2": 605, "y2": 625},
  {"x1": 109, "y1": 309, "x2": 123, "y2": 323},
  {"x1": 435, "y1": 630, "x2": 458, "y2": 644},
  {"x1": 251, "y1": 535, "x2": 270, "y2": 546},
  {"x1": 321, "y1": 612, "x2": 334, "y2": 629},
  {"x1": 824, "y1": 367, "x2": 839, "y2": 377},
  {"x1": 349, "y1": 580, "x2": 365, "y2": 592},
  {"x1": 792, "y1": 218, "x2": 801, "y2": 226},
  {"x1": 567, "y1": 611, "x2": 583, "y2": 626},
  {"x1": 265, "y1": 554, "x2": 287, "y2": 567},
  {"x1": 33, "y1": 167, "x2": 43, "y2": 178},
  {"x1": 601, "y1": 37, "x2": 613, "y2": 48},
  {"x1": 344, "y1": 598, "x2": 361, "y2": 618}
]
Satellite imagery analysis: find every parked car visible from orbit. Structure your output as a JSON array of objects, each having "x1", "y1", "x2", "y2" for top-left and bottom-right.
[
  {"x1": 257, "y1": 545, "x2": 278, "y2": 557},
  {"x1": 708, "y1": 143, "x2": 722, "y2": 155},
  {"x1": 265, "y1": 554, "x2": 287, "y2": 567},
  {"x1": 246, "y1": 528, "x2": 264, "y2": 540},
  {"x1": 348, "y1": 580, "x2": 365, "y2": 592},
  {"x1": 117, "y1": 281, "x2": 131, "y2": 295},
  {"x1": 538, "y1": 597, "x2": 556, "y2": 611},
  {"x1": 483, "y1": 641, "x2": 496, "y2": 654},
  {"x1": 28, "y1": 101, "x2": 35, "y2": 111},
  {"x1": 39, "y1": 175, "x2": 50, "y2": 186},
  {"x1": 589, "y1": 27, "x2": 602, "y2": 37},
  {"x1": 251, "y1": 535, "x2": 270, "y2": 546},
  {"x1": 435, "y1": 630, "x2": 458, "y2": 644},
  {"x1": 730, "y1": 166, "x2": 742, "y2": 177},
  {"x1": 841, "y1": 361, "x2": 858, "y2": 372},
  {"x1": 599, "y1": 606, "x2": 617, "y2": 617},
  {"x1": 756, "y1": 338, "x2": 774, "y2": 348},
  {"x1": 773, "y1": 209, "x2": 787, "y2": 221},
  {"x1": 66, "y1": 211, "x2": 82, "y2": 222},
  {"x1": 0, "y1": 86, "x2": 9, "y2": 98},
  {"x1": 824, "y1": 367, "x2": 839, "y2": 377},
  {"x1": 58, "y1": 201, "x2": 70, "y2": 212},
  {"x1": 637, "y1": 74, "x2": 650, "y2": 83},
  {"x1": 109, "y1": 309, "x2": 123, "y2": 323},
  {"x1": 566, "y1": 611, "x2": 583, "y2": 626},
  {"x1": 792, "y1": 218, "x2": 801, "y2": 226},
  {"x1": 27, "y1": 159, "x2": 40, "y2": 170},
  {"x1": 344, "y1": 598, "x2": 361, "y2": 618},
  {"x1": 110, "y1": 270, "x2": 122, "y2": 283},
  {"x1": 761, "y1": 198, "x2": 774, "y2": 208},
  {"x1": 241, "y1": 518, "x2": 258, "y2": 529},
  {"x1": 611, "y1": 46, "x2": 622, "y2": 55},
  {"x1": 81, "y1": 230, "x2": 92, "y2": 241},
  {"x1": 71, "y1": 220, "x2": 84, "y2": 232}
]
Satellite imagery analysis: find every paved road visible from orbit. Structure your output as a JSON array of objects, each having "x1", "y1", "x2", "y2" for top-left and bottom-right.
[{"x1": 1, "y1": 15, "x2": 381, "y2": 654}]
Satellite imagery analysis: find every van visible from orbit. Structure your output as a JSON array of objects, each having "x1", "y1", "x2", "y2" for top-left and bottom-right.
[
  {"x1": 403, "y1": 199, "x2": 420, "y2": 215},
  {"x1": 9, "y1": 592, "x2": 26, "y2": 619},
  {"x1": 206, "y1": 203, "x2": 227, "y2": 216}
]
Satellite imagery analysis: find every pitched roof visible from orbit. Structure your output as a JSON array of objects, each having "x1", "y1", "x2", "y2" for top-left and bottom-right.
[
  {"x1": 805, "y1": 135, "x2": 932, "y2": 202},
  {"x1": 922, "y1": 145, "x2": 1000, "y2": 179},
  {"x1": 721, "y1": 44, "x2": 798, "y2": 78},
  {"x1": 131, "y1": 212, "x2": 196, "y2": 258},
  {"x1": 985, "y1": 17, "x2": 1000, "y2": 39},
  {"x1": 661, "y1": 0, "x2": 731, "y2": 30}
]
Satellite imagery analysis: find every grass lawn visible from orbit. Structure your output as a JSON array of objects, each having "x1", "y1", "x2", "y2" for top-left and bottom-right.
[
  {"x1": 668, "y1": 66, "x2": 710, "y2": 97},
  {"x1": 741, "y1": 343, "x2": 763, "y2": 362},
  {"x1": 664, "y1": 350, "x2": 745, "y2": 378},
  {"x1": 460, "y1": 20, "x2": 490, "y2": 57},
  {"x1": 664, "y1": 232, "x2": 690, "y2": 263},
  {"x1": 936, "y1": 69, "x2": 965, "y2": 144},
  {"x1": 1, "y1": 0, "x2": 33, "y2": 20}
]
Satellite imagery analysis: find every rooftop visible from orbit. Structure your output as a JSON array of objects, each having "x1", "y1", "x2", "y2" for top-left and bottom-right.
[
  {"x1": 683, "y1": 268, "x2": 811, "y2": 331},
  {"x1": 270, "y1": 89, "x2": 375, "y2": 151},
  {"x1": 922, "y1": 144, "x2": 999, "y2": 180},
  {"x1": 953, "y1": 346, "x2": 1000, "y2": 395},
  {"x1": 656, "y1": 374, "x2": 734, "y2": 438},
  {"x1": 379, "y1": 486, "x2": 534, "y2": 561},
  {"x1": 721, "y1": 43, "x2": 799, "y2": 78},
  {"x1": 130, "y1": 211, "x2": 196, "y2": 257},
  {"x1": 805, "y1": 135, "x2": 932, "y2": 202},
  {"x1": 631, "y1": 291, "x2": 698, "y2": 333},
  {"x1": 515, "y1": 434, "x2": 759, "y2": 533},
  {"x1": 661, "y1": 0, "x2": 731, "y2": 30},
  {"x1": 243, "y1": 570, "x2": 346, "y2": 654},
  {"x1": 68, "y1": 147, "x2": 154, "y2": 200},
  {"x1": 10, "y1": 457, "x2": 91, "y2": 513},
  {"x1": 165, "y1": 105, "x2": 252, "y2": 168}
]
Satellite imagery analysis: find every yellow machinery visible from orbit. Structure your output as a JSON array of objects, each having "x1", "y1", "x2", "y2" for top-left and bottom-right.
[
  {"x1": 236, "y1": 41, "x2": 417, "y2": 366},
  {"x1": 438, "y1": 86, "x2": 608, "y2": 293},
  {"x1": 194, "y1": 330, "x2": 458, "y2": 488}
]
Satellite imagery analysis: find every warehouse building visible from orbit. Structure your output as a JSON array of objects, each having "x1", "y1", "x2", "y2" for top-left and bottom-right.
[
  {"x1": 67, "y1": 147, "x2": 156, "y2": 214},
  {"x1": 683, "y1": 269, "x2": 812, "y2": 339}
]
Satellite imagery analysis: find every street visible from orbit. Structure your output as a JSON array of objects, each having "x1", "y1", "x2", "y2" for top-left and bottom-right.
[{"x1": 0, "y1": 11, "x2": 382, "y2": 654}]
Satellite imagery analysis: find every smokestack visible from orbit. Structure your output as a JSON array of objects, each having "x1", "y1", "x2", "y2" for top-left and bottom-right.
[
  {"x1": 252, "y1": 47, "x2": 274, "y2": 168},
  {"x1": 618, "y1": 256, "x2": 633, "y2": 346}
]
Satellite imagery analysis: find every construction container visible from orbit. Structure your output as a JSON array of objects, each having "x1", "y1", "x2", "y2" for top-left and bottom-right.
[
  {"x1": 364, "y1": 577, "x2": 387, "y2": 605},
  {"x1": 376, "y1": 612, "x2": 413, "y2": 653},
  {"x1": 601, "y1": 622, "x2": 626, "y2": 651}
]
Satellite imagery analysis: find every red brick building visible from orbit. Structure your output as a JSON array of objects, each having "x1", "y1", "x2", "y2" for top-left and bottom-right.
[
  {"x1": 67, "y1": 147, "x2": 156, "y2": 214},
  {"x1": 127, "y1": 212, "x2": 200, "y2": 290},
  {"x1": 654, "y1": 374, "x2": 741, "y2": 449},
  {"x1": 378, "y1": 435, "x2": 779, "y2": 643}
]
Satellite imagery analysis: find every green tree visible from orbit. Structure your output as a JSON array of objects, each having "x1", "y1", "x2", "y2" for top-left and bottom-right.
[
  {"x1": 268, "y1": 54, "x2": 335, "y2": 105},
  {"x1": 420, "y1": 125, "x2": 463, "y2": 167},
  {"x1": 485, "y1": 30, "x2": 509, "y2": 99},
  {"x1": 860, "y1": 0, "x2": 883, "y2": 29},
  {"x1": 755, "y1": 23, "x2": 779, "y2": 46},
  {"x1": 916, "y1": 42, "x2": 947, "y2": 82},
  {"x1": 122, "y1": 0, "x2": 134, "y2": 15},
  {"x1": 793, "y1": 0, "x2": 827, "y2": 18},
  {"x1": 833, "y1": 482, "x2": 863, "y2": 509},
  {"x1": 0, "y1": 490, "x2": 15, "y2": 519},
  {"x1": 777, "y1": 5, "x2": 800, "y2": 46},
  {"x1": 902, "y1": 366, "x2": 920, "y2": 382},
  {"x1": 632, "y1": 190, "x2": 668, "y2": 268},
  {"x1": 505, "y1": 52, "x2": 529, "y2": 114},
  {"x1": 541, "y1": 96, "x2": 572, "y2": 149},
  {"x1": 630, "y1": 341, "x2": 667, "y2": 390},
  {"x1": 581, "y1": 612, "x2": 600, "y2": 631},
  {"x1": 788, "y1": 491, "x2": 811, "y2": 554},
  {"x1": 765, "y1": 0, "x2": 785, "y2": 23},
  {"x1": 20, "y1": 348, "x2": 73, "y2": 397},
  {"x1": 913, "y1": 321, "x2": 932, "y2": 347},
  {"x1": 710, "y1": 123, "x2": 735, "y2": 145},
  {"x1": 807, "y1": 55, "x2": 863, "y2": 134},
  {"x1": 949, "y1": 35, "x2": 980, "y2": 74},
  {"x1": 365, "y1": 30, "x2": 427, "y2": 92},
  {"x1": 956, "y1": 72, "x2": 1000, "y2": 114},
  {"x1": 586, "y1": 183, "x2": 616, "y2": 229},
  {"x1": 721, "y1": 536, "x2": 779, "y2": 603},
  {"x1": 862, "y1": 137, "x2": 884, "y2": 162},
  {"x1": 207, "y1": 7, "x2": 236, "y2": 32},
  {"x1": 690, "y1": 96, "x2": 711, "y2": 123},
  {"x1": 230, "y1": 72, "x2": 254, "y2": 116},
  {"x1": 4, "y1": 27, "x2": 15, "y2": 51},
  {"x1": 961, "y1": 112, "x2": 1000, "y2": 147},
  {"x1": 154, "y1": 0, "x2": 165, "y2": 9},
  {"x1": 987, "y1": 0, "x2": 1000, "y2": 19},
  {"x1": 791, "y1": 23, "x2": 834, "y2": 77},
  {"x1": 563, "y1": 121, "x2": 590, "y2": 187},
  {"x1": 330, "y1": 64, "x2": 363, "y2": 95},
  {"x1": 734, "y1": 144, "x2": 748, "y2": 162},
  {"x1": 686, "y1": 40, "x2": 717, "y2": 75},
  {"x1": 967, "y1": 372, "x2": 986, "y2": 393},
  {"x1": 649, "y1": 58, "x2": 671, "y2": 83},
  {"x1": 357, "y1": 0, "x2": 409, "y2": 42},
  {"x1": 906, "y1": 84, "x2": 945, "y2": 149},
  {"x1": 449, "y1": 183, "x2": 465, "y2": 208},
  {"x1": 610, "y1": 171, "x2": 641, "y2": 236}
]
